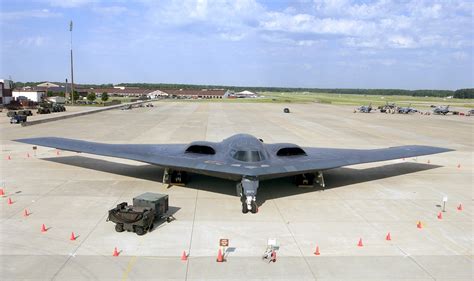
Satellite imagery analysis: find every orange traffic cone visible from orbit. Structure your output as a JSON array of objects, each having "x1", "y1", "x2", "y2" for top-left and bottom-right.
[
  {"x1": 113, "y1": 247, "x2": 119, "y2": 256},
  {"x1": 314, "y1": 246, "x2": 320, "y2": 255},
  {"x1": 457, "y1": 164, "x2": 461, "y2": 168},
  {"x1": 27, "y1": 153, "x2": 30, "y2": 158},
  {"x1": 437, "y1": 212, "x2": 442, "y2": 220},
  {"x1": 70, "y1": 232, "x2": 76, "y2": 241},
  {"x1": 386, "y1": 232, "x2": 391, "y2": 241},
  {"x1": 457, "y1": 203, "x2": 463, "y2": 211},
  {"x1": 7, "y1": 197, "x2": 13, "y2": 205},
  {"x1": 417, "y1": 221, "x2": 423, "y2": 229},
  {"x1": 7, "y1": 155, "x2": 11, "y2": 160},
  {"x1": 41, "y1": 224, "x2": 47, "y2": 232},
  {"x1": 0, "y1": 188, "x2": 4, "y2": 196},
  {"x1": 216, "y1": 248, "x2": 224, "y2": 262},
  {"x1": 181, "y1": 251, "x2": 188, "y2": 261},
  {"x1": 23, "y1": 209, "x2": 29, "y2": 217},
  {"x1": 357, "y1": 238, "x2": 363, "y2": 247}
]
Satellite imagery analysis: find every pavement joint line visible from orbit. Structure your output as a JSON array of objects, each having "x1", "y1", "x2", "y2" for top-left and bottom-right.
[
  {"x1": 272, "y1": 199, "x2": 318, "y2": 281},
  {"x1": 50, "y1": 180, "x2": 127, "y2": 281},
  {"x1": 184, "y1": 188, "x2": 200, "y2": 281},
  {"x1": 4, "y1": 179, "x2": 72, "y2": 221},
  {"x1": 398, "y1": 248, "x2": 437, "y2": 281}
]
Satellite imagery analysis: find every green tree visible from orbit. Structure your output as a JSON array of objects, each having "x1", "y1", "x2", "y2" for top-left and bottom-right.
[
  {"x1": 101, "y1": 92, "x2": 109, "y2": 102},
  {"x1": 454, "y1": 88, "x2": 474, "y2": 99},
  {"x1": 72, "y1": 91, "x2": 79, "y2": 101},
  {"x1": 87, "y1": 92, "x2": 96, "y2": 102}
]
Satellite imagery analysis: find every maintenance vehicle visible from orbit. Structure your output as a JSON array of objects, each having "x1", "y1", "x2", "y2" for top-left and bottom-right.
[
  {"x1": 17, "y1": 110, "x2": 33, "y2": 116},
  {"x1": 37, "y1": 102, "x2": 66, "y2": 114},
  {"x1": 107, "y1": 192, "x2": 170, "y2": 235},
  {"x1": 6, "y1": 111, "x2": 17, "y2": 117},
  {"x1": 10, "y1": 114, "x2": 27, "y2": 124}
]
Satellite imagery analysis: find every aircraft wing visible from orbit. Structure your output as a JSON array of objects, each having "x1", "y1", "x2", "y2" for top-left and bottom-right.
[
  {"x1": 14, "y1": 137, "x2": 253, "y2": 180},
  {"x1": 255, "y1": 145, "x2": 453, "y2": 180},
  {"x1": 14, "y1": 138, "x2": 453, "y2": 181}
]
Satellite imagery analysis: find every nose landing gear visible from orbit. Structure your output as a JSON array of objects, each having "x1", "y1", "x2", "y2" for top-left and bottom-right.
[{"x1": 237, "y1": 177, "x2": 259, "y2": 214}]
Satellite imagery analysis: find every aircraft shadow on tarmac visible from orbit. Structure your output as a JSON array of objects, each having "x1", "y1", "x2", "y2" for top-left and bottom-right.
[{"x1": 44, "y1": 156, "x2": 441, "y2": 206}]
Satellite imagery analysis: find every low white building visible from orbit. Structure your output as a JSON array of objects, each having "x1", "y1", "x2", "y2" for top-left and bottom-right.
[
  {"x1": 13, "y1": 90, "x2": 45, "y2": 102},
  {"x1": 147, "y1": 90, "x2": 169, "y2": 99},
  {"x1": 47, "y1": 96, "x2": 66, "y2": 104},
  {"x1": 1, "y1": 79, "x2": 14, "y2": 105},
  {"x1": 235, "y1": 90, "x2": 259, "y2": 98}
]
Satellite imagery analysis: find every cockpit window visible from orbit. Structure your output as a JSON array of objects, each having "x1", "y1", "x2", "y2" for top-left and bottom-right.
[{"x1": 232, "y1": 150, "x2": 264, "y2": 162}]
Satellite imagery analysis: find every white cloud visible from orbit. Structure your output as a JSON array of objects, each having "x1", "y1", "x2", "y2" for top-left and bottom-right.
[
  {"x1": 261, "y1": 33, "x2": 323, "y2": 47},
  {"x1": 260, "y1": 12, "x2": 377, "y2": 36},
  {"x1": 92, "y1": 6, "x2": 127, "y2": 16},
  {"x1": 219, "y1": 32, "x2": 246, "y2": 41},
  {"x1": 450, "y1": 51, "x2": 469, "y2": 61},
  {"x1": 47, "y1": 0, "x2": 96, "y2": 8},
  {"x1": 0, "y1": 9, "x2": 62, "y2": 21},
  {"x1": 388, "y1": 35, "x2": 416, "y2": 48},
  {"x1": 18, "y1": 36, "x2": 48, "y2": 47}
]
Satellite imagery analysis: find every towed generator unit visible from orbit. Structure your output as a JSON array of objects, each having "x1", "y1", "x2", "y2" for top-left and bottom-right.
[{"x1": 107, "y1": 192, "x2": 170, "y2": 235}]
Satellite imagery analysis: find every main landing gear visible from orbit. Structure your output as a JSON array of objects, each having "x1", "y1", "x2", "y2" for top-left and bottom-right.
[
  {"x1": 237, "y1": 177, "x2": 259, "y2": 214},
  {"x1": 163, "y1": 168, "x2": 188, "y2": 188},
  {"x1": 295, "y1": 171, "x2": 325, "y2": 188}
]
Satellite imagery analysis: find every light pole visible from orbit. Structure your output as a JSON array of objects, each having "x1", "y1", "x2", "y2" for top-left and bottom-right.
[
  {"x1": 70, "y1": 20, "x2": 75, "y2": 105},
  {"x1": 65, "y1": 78, "x2": 68, "y2": 101}
]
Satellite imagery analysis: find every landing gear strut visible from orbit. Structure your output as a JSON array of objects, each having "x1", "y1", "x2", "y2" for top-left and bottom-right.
[
  {"x1": 163, "y1": 168, "x2": 188, "y2": 188},
  {"x1": 295, "y1": 171, "x2": 325, "y2": 189},
  {"x1": 237, "y1": 177, "x2": 259, "y2": 214}
]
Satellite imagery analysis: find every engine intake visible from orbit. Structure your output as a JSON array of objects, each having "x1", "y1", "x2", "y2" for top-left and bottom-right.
[
  {"x1": 277, "y1": 147, "x2": 307, "y2": 156},
  {"x1": 185, "y1": 145, "x2": 216, "y2": 155}
]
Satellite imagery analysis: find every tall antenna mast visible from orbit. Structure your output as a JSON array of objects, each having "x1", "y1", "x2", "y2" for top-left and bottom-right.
[{"x1": 70, "y1": 20, "x2": 75, "y2": 105}]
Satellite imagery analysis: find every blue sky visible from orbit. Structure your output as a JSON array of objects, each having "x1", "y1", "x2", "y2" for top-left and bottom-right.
[{"x1": 0, "y1": 0, "x2": 472, "y2": 89}]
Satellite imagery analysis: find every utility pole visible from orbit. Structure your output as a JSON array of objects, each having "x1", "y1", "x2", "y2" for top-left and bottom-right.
[
  {"x1": 65, "y1": 78, "x2": 68, "y2": 100},
  {"x1": 70, "y1": 20, "x2": 75, "y2": 105}
]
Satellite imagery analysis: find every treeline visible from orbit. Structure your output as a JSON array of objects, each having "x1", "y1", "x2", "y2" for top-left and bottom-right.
[
  {"x1": 13, "y1": 81, "x2": 473, "y2": 99},
  {"x1": 118, "y1": 83, "x2": 473, "y2": 98},
  {"x1": 453, "y1": 88, "x2": 474, "y2": 99}
]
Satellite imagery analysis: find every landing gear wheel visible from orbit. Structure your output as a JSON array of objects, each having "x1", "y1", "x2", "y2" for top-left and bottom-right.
[
  {"x1": 135, "y1": 226, "x2": 145, "y2": 236},
  {"x1": 242, "y1": 203, "x2": 249, "y2": 214},
  {"x1": 115, "y1": 224, "x2": 124, "y2": 232},
  {"x1": 250, "y1": 201, "x2": 258, "y2": 214}
]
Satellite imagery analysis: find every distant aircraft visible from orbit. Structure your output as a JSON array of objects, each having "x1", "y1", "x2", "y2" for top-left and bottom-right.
[
  {"x1": 433, "y1": 105, "x2": 450, "y2": 115},
  {"x1": 378, "y1": 102, "x2": 396, "y2": 113},
  {"x1": 15, "y1": 134, "x2": 452, "y2": 214},
  {"x1": 397, "y1": 104, "x2": 418, "y2": 114},
  {"x1": 355, "y1": 103, "x2": 372, "y2": 113}
]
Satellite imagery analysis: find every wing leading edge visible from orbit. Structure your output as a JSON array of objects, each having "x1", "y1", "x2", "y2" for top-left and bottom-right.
[
  {"x1": 254, "y1": 145, "x2": 453, "y2": 180},
  {"x1": 14, "y1": 137, "x2": 453, "y2": 181}
]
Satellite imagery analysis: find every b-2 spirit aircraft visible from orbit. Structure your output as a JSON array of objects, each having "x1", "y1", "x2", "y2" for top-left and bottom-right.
[{"x1": 15, "y1": 134, "x2": 451, "y2": 214}]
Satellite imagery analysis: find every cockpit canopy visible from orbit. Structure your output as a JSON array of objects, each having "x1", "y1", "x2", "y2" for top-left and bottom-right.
[{"x1": 231, "y1": 149, "x2": 265, "y2": 162}]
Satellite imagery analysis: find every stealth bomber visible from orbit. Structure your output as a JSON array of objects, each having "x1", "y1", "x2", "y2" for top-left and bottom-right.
[{"x1": 15, "y1": 134, "x2": 452, "y2": 214}]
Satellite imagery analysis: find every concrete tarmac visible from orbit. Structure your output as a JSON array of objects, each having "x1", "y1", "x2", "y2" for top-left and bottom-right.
[{"x1": 0, "y1": 102, "x2": 472, "y2": 280}]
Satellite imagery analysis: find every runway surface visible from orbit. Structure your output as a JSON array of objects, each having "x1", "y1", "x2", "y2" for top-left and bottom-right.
[{"x1": 1, "y1": 102, "x2": 472, "y2": 280}]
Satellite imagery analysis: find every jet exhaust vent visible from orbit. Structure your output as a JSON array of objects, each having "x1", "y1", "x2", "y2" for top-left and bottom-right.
[
  {"x1": 277, "y1": 147, "x2": 307, "y2": 156},
  {"x1": 185, "y1": 145, "x2": 216, "y2": 155}
]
